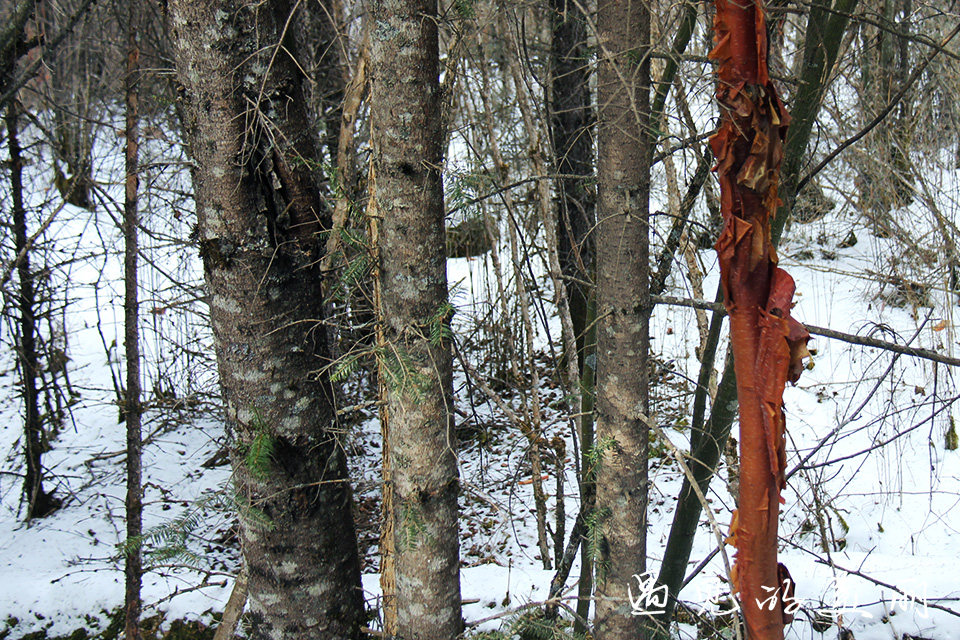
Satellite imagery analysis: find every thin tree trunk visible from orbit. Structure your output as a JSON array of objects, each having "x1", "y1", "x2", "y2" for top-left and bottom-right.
[
  {"x1": 776, "y1": 0, "x2": 860, "y2": 240},
  {"x1": 123, "y1": 8, "x2": 143, "y2": 640},
  {"x1": 592, "y1": 1, "x2": 652, "y2": 639},
  {"x1": 168, "y1": 2, "x2": 365, "y2": 638},
  {"x1": 321, "y1": 30, "x2": 368, "y2": 276},
  {"x1": 293, "y1": 0, "x2": 347, "y2": 166},
  {"x1": 548, "y1": 0, "x2": 595, "y2": 371},
  {"x1": 574, "y1": 298, "x2": 595, "y2": 633},
  {"x1": 8, "y1": 102, "x2": 57, "y2": 520},
  {"x1": 709, "y1": 0, "x2": 810, "y2": 636},
  {"x1": 370, "y1": 0, "x2": 463, "y2": 636},
  {"x1": 546, "y1": 3, "x2": 598, "y2": 609},
  {"x1": 213, "y1": 568, "x2": 249, "y2": 640},
  {"x1": 655, "y1": 1, "x2": 859, "y2": 628}
]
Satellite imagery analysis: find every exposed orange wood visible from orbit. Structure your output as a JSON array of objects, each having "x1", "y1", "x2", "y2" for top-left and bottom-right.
[{"x1": 709, "y1": 0, "x2": 810, "y2": 637}]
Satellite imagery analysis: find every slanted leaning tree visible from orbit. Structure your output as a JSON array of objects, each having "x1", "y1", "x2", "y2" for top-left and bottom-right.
[
  {"x1": 370, "y1": 0, "x2": 463, "y2": 635},
  {"x1": 709, "y1": 0, "x2": 810, "y2": 636},
  {"x1": 168, "y1": 1, "x2": 365, "y2": 638}
]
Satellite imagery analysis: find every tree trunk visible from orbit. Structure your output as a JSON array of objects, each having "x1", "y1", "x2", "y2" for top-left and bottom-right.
[
  {"x1": 370, "y1": 0, "x2": 462, "y2": 635},
  {"x1": 709, "y1": 0, "x2": 810, "y2": 636},
  {"x1": 7, "y1": 102, "x2": 58, "y2": 520},
  {"x1": 592, "y1": 0, "x2": 652, "y2": 637},
  {"x1": 654, "y1": 1, "x2": 859, "y2": 628},
  {"x1": 776, "y1": 0, "x2": 859, "y2": 241},
  {"x1": 123, "y1": 8, "x2": 143, "y2": 640},
  {"x1": 168, "y1": 2, "x2": 365, "y2": 639},
  {"x1": 574, "y1": 298, "x2": 595, "y2": 633},
  {"x1": 548, "y1": 0, "x2": 595, "y2": 371},
  {"x1": 547, "y1": 6, "x2": 598, "y2": 611},
  {"x1": 291, "y1": 0, "x2": 346, "y2": 167}
]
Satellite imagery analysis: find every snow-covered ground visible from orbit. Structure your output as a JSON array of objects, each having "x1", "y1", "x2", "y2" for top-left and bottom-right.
[{"x1": 2, "y1": 112, "x2": 960, "y2": 640}]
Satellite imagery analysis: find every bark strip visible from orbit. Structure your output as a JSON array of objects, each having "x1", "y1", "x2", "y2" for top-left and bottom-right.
[{"x1": 708, "y1": 0, "x2": 809, "y2": 637}]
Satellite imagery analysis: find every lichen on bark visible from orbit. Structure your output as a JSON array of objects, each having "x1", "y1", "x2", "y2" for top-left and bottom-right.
[{"x1": 168, "y1": 2, "x2": 365, "y2": 639}]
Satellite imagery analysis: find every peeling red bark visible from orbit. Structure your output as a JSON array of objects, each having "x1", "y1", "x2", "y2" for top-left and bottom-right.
[{"x1": 709, "y1": 0, "x2": 810, "y2": 637}]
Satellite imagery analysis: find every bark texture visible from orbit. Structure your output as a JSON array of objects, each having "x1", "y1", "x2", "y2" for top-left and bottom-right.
[
  {"x1": 592, "y1": 0, "x2": 652, "y2": 637},
  {"x1": 655, "y1": 1, "x2": 859, "y2": 627},
  {"x1": 370, "y1": 0, "x2": 462, "y2": 636},
  {"x1": 123, "y1": 12, "x2": 143, "y2": 640},
  {"x1": 709, "y1": 0, "x2": 810, "y2": 636},
  {"x1": 168, "y1": 2, "x2": 364, "y2": 639},
  {"x1": 548, "y1": 0, "x2": 595, "y2": 369}
]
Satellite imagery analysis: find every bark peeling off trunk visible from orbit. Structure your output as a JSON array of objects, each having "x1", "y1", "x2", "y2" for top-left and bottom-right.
[{"x1": 708, "y1": 0, "x2": 810, "y2": 637}]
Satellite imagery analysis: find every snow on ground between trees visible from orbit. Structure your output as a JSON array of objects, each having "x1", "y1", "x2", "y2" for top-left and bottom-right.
[{"x1": 1, "y1": 126, "x2": 960, "y2": 639}]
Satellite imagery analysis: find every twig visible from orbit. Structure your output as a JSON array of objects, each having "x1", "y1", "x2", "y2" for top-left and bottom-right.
[
  {"x1": 212, "y1": 568, "x2": 248, "y2": 640},
  {"x1": 446, "y1": 173, "x2": 591, "y2": 216},
  {"x1": 817, "y1": 559, "x2": 960, "y2": 619},
  {"x1": 653, "y1": 294, "x2": 960, "y2": 367},
  {"x1": 681, "y1": 546, "x2": 721, "y2": 591},
  {"x1": 639, "y1": 414, "x2": 743, "y2": 640},
  {"x1": 796, "y1": 394, "x2": 959, "y2": 470},
  {"x1": 797, "y1": 21, "x2": 960, "y2": 192}
]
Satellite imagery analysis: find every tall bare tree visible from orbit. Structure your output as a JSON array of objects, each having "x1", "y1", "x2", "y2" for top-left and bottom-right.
[
  {"x1": 370, "y1": 0, "x2": 463, "y2": 635},
  {"x1": 7, "y1": 100, "x2": 60, "y2": 520},
  {"x1": 167, "y1": 1, "x2": 365, "y2": 638}
]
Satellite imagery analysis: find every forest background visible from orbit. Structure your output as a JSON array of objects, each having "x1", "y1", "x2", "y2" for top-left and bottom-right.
[{"x1": 1, "y1": 0, "x2": 960, "y2": 639}]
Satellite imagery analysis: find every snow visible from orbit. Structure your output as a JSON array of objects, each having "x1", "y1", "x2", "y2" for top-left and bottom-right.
[{"x1": 2, "y1": 110, "x2": 960, "y2": 640}]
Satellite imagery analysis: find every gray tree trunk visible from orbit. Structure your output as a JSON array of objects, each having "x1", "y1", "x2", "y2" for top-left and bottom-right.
[
  {"x1": 370, "y1": 0, "x2": 462, "y2": 636},
  {"x1": 168, "y1": 2, "x2": 365, "y2": 639},
  {"x1": 592, "y1": 0, "x2": 652, "y2": 637}
]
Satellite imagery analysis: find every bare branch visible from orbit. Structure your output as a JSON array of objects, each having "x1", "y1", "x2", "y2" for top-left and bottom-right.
[{"x1": 653, "y1": 294, "x2": 960, "y2": 367}]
